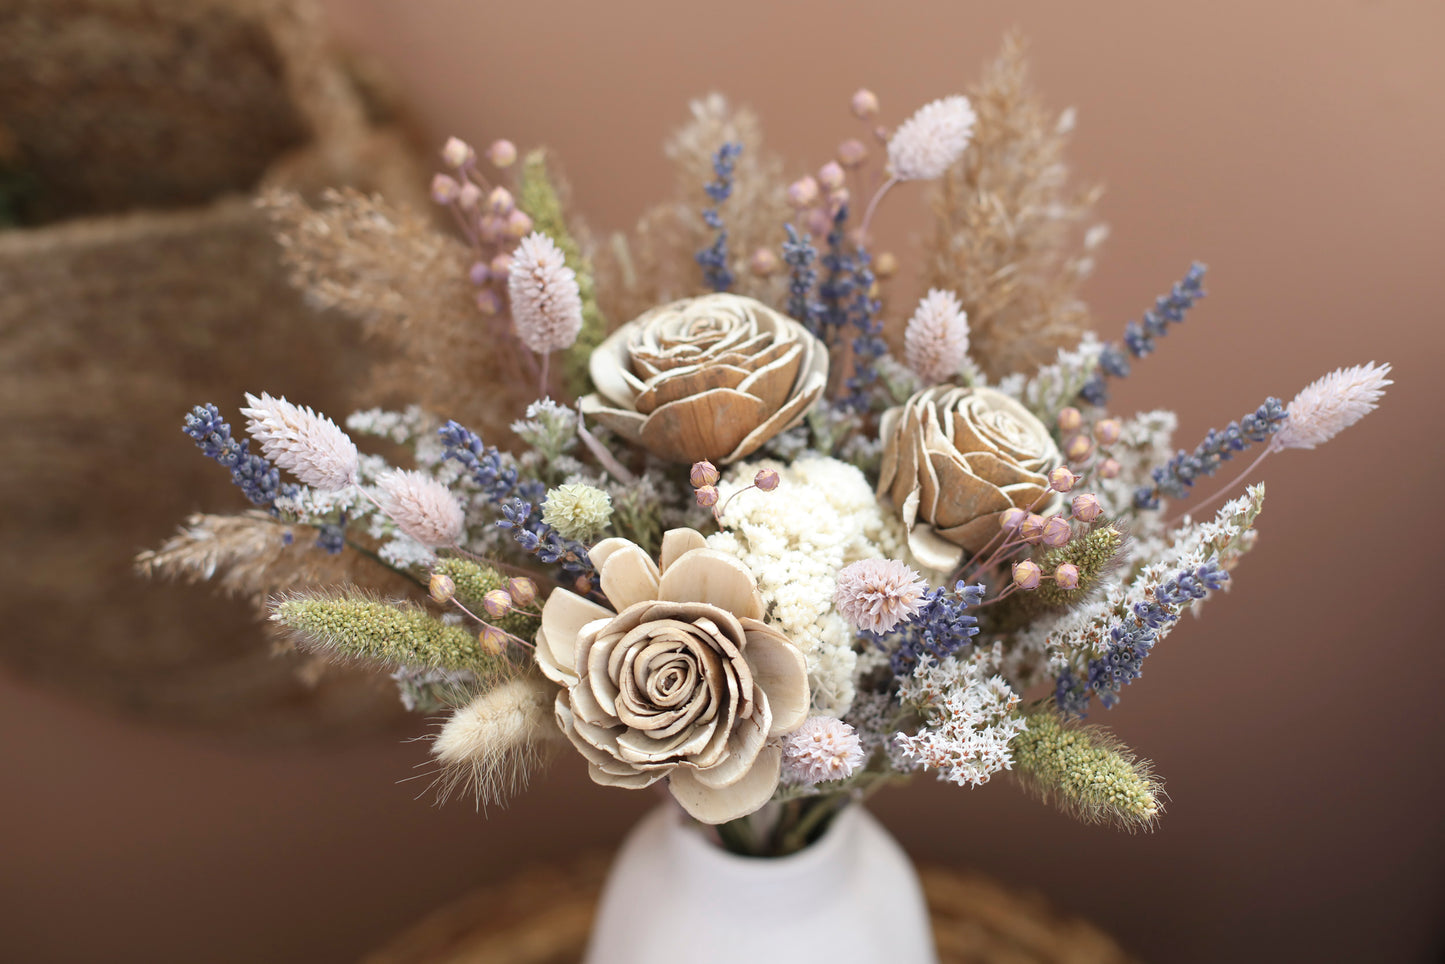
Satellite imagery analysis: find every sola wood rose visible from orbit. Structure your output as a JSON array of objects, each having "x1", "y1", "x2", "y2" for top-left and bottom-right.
[
  {"x1": 535, "y1": 528, "x2": 810, "y2": 823},
  {"x1": 879, "y1": 386, "x2": 1062, "y2": 571},
  {"x1": 580, "y1": 293, "x2": 828, "y2": 464}
]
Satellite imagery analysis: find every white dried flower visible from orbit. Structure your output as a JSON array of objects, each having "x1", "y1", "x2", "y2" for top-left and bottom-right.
[
  {"x1": 541, "y1": 483, "x2": 613, "y2": 541},
  {"x1": 432, "y1": 677, "x2": 556, "y2": 805},
  {"x1": 887, "y1": 95, "x2": 976, "y2": 181},
  {"x1": 1273, "y1": 361, "x2": 1392, "y2": 451},
  {"x1": 507, "y1": 232, "x2": 583, "y2": 354},
  {"x1": 834, "y1": 559, "x2": 928, "y2": 634},
  {"x1": 781, "y1": 717, "x2": 866, "y2": 786},
  {"x1": 375, "y1": 469, "x2": 465, "y2": 548},
  {"x1": 892, "y1": 647, "x2": 1025, "y2": 787},
  {"x1": 904, "y1": 289, "x2": 970, "y2": 384},
  {"x1": 241, "y1": 392, "x2": 358, "y2": 491}
]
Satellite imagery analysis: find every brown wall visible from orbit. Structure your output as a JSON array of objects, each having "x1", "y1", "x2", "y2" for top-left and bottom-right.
[{"x1": 5, "y1": 1, "x2": 1444, "y2": 961}]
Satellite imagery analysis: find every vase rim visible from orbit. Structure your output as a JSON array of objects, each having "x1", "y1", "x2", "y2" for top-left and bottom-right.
[{"x1": 666, "y1": 802, "x2": 861, "y2": 875}]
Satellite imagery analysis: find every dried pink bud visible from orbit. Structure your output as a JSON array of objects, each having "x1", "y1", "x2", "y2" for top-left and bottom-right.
[
  {"x1": 468, "y1": 261, "x2": 490, "y2": 285},
  {"x1": 788, "y1": 176, "x2": 820, "y2": 208},
  {"x1": 1012, "y1": 560, "x2": 1042, "y2": 590},
  {"x1": 690, "y1": 461, "x2": 720, "y2": 488},
  {"x1": 1040, "y1": 516, "x2": 1073, "y2": 547},
  {"x1": 486, "y1": 139, "x2": 517, "y2": 168},
  {"x1": 505, "y1": 209, "x2": 534, "y2": 240},
  {"x1": 507, "y1": 577, "x2": 538, "y2": 609},
  {"x1": 851, "y1": 88, "x2": 879, "y2": 119},
  {"x1": 482, "y1": 589, "x2": 513, "y2": 619},
  {"x1": 1097, "y1": 458, "x2": 1121, "y2": 479},
  {"x1": 1048, "y1": 466, "x2": 1080, "y2": 493},
  {"x1": 695, "y1": 485, "x2": 719, "y2": 508},
  {"x1": 804, "y1": 207, "x2": 832, "y2": 238},
  {"x1": 489, "y1": 253, "x2": 513, "y2": 278},
  {"x1": 478, "y1": 624, "x2": 508, "y2": 656},
  {"x1": 818, "y1": 161, "x2": 846, "y2": 191},
  {"x1": 441, "y1": 137, "x2": 473, "y2": 168},
  {"x1": 486, "y1": 186, "x2": 515, "y2": 216},
  {"x1": 1064, "y1": 433, "x2": 1095, "y2": 463},
  {"x1": 1057, "y1": 407, "x2": 1083, "y2": 433},
  {"x1": 1053, "y1": 563, "x2": 1080, "y2": 591},
  {"x1": 428, "y1": 573, "x2": 456, "y2": 604},
  {"x1": 1019, "y1": 514, "x2": 1047, "y2": 543},
  {"x1": 477, "y1": 214, "x2": 504, "y2": 243},
  {"x1": 838, "y1": 138, "x2": 868, "y2": 169},
  {"x1": 827, "y1": 187, "x2": 850, "y2": 215},
  {"x1": 1094, "y1": 418, "x2": 1122, "y2": 446},
  {"x1": 430, "y1": 173, "x2": 461, "y2": 205},
  {"x1": 754, "y1": 468, "x2": 781, "y2": 492},
  {"x1": 1071, "y1": 493, "x2": 1103, "y2": 522},
  {"x1": 457, "y1": 182, "x2": 482, "y2": 211},
  {"x1": 873, "y1": 252, "x2": 898, "y2": 279},
  {"x1": 748, "y1": 248, "x2": 780, "y2": 277},
  {"x1": 475, "y1": 288, "x2": 502, "y2": 315},
  {"x1": 999, "y1": 507, "x2": 1029, "y2": 532}
]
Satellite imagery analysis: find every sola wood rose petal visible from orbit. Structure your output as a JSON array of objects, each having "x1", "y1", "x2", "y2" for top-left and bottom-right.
[
  {"x1": 879, "y1": 386, "x2": 1062, "y2": 570},
  {"x1": 581, "y1": 294, "x2": 828, "y2": 464},
  {"x1": 534, "y1": 528, "x2": 810, "y2": 823}
]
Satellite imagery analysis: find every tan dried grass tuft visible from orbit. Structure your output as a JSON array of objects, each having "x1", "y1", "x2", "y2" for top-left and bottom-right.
[
  {"x1": 136, "y1": 510, "x2": 415, "y2": 607},
  {"x1": 923, "y1": 34, "x2": 1103, "y2": 380},
  {"x1": 259, "y1": 188, "x2": 533, "y2": 439},
  {"x1": 592, "y1": 95, "x2": 792, "y2": 324}
]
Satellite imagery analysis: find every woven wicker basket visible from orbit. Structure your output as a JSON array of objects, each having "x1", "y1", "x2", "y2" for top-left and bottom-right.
[
  {"x1": 0, "y1": 0, "x2": 429, "y2": 738},
  {"x1": 362, "y1": 856, "x2": 1138, "y2": 964}
]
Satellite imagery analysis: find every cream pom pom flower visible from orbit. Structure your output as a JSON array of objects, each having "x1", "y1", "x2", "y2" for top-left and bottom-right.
[
  {"x1": 241, "y1": 392, "x2": 358, "y2": 491},
  {"x1": 887, "y1": 95, "x2": 977, "y2": 182},
  {"x1": 833, "y1": 559, "x2": 929, "y2": 635},
  {"x1": 780, "y1": 717, "x2": 866, "y2": 787},
  {"x1": 535, "y1": 528, "x2": 810, "y2": 824}
]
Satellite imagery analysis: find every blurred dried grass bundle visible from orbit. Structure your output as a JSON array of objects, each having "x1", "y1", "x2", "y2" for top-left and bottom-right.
[
  {"x1": 136, "y1": 511, "x2": 415, "y2": 606},
  {"x1": 924, "y1": 34, "x2": 1103, "y2": 380},
  {"x1": 593, "y1": 94, "x2": 792, "y2": 324},
  {"x1": 261, "y1": 188, "x2": 532, "y2": 440}
]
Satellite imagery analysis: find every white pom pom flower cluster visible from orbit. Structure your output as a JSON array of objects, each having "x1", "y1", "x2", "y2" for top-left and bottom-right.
[{"x1": 780, "y1": 717, "x2": 866, "y2": 787}]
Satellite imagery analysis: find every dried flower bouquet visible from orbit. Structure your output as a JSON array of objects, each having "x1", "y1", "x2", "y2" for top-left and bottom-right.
[{"x1": 144, "y1": 40, "x2": 1391, "y2": 857}]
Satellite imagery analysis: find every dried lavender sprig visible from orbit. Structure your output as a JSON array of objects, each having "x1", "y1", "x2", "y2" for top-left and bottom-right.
[
  {"x1": 182, "y1": 404, "x2": 289, "y2": 509},
  {"x1": 840, "y1": 246, "x2": 886, "y2": 412},
  {"x1": 873, "y1": 581, "x2": 986, "y2": 677},
  {"x1": 817, "y1": 205, "x2": 854, "y2": 343},
  {"x1": 498, "y1": 498, "x2": 593, "y2": 576},
  {"x1": 782, "y1": 224, "x2": 824, "y2": 336},
  {"x1": 1080, "y1": 263, "x2": 1207, "y2": 406},
  {"x1": 438, "y1": 420, "x2": 546, "y2": 506},
  {"x1": 1056, "y1": 561, "x2": 1229, "y2": 716},
  {"x1": 695, "y1": 141, "x2": 741, "y2": 292},
  {"x1": 1134, "y1": 398, "x2": 1286, "y2": 510}
]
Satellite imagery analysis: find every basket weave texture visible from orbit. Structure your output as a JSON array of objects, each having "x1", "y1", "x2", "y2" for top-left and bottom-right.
[
  {"x1": 363, "y1": 856, "x2": 1139, "y2": 964},
  {"x1": 0, "y1": 0, "x2": 429, "y2": 738}
]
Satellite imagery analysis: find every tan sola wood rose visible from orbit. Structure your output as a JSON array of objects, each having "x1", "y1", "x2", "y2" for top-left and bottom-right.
[
  {"x1": 580, "y1": 293, "x2": 829, "y2": 464},
  {"x1": 878, "y1": 385, "x2": 1062, "y2": 571},
  {"x1": 535, "y1": 528, "x2": 810, "y2": 823}
]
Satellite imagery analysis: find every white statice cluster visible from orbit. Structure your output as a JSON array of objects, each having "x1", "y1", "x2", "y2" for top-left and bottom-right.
[
  {"x1": 891, "y1": 643, "x2": 1026, "y2": 787},
  {"x1": 1091, "y1": 409, "x2": 1177, "y2": 524},
  {"x1": 706, "y1": 453, "x2": 911, "y2": 717},
  {"x1": 345, "y1": 406, "x2": 433, "y2": 446},
  {"x1": 1014, "y1": 332, "x2": 1104, "y2": 420}
]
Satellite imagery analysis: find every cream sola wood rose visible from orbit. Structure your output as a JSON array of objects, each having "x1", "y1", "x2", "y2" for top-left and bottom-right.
[
  {"x1": 534, "y1": 528, "x2": 810, "y2": 823},
  {"x1": 878, "y1": 386, "x2": 1063, "y2": 571},
  {"x1": 580, "y1": 293, "x2": 828, "y2": 464}
]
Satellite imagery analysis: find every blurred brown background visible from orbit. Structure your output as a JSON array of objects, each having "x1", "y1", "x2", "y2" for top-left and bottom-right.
[{"x1": 4, "y1": 0, "x2": 1444, "y2": 961}]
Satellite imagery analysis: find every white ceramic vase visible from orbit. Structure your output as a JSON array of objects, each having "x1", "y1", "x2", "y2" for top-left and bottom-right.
[{"x1": 584, "y1": 803, "x2": 939, "y2": 964}]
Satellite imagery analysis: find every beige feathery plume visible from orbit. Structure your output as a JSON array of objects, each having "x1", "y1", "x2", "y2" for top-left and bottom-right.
[
  {"x1": 375, "y1": 469, "x2": 465, "y2": 548},
  {"x1": 431, "y1": 675, "x2": 560, "y2": 806},
  {"x1": 904, "y1": 289, "x2": 971, "y2": 384},
  {"x1": 1274, "y1": 361, "x2": 1392, "y2": 450},
  {"x1": 241, "y1": 392, "x2": 359, "y2": 491},
  {"x1": 888, "y1": 95, "x2": 978, "y2": 182},
  {"x1": 507, "y1": 232, "x2": 583, "y2": 355}
]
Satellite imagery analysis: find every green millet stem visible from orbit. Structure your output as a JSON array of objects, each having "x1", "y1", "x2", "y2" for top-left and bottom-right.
[
  {"x1": 1011, "y1": 704, "x2": 1161, "y2": 830},
  {"x1": 275, "y1": 595, "x2": 511, "y2": 676}
]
